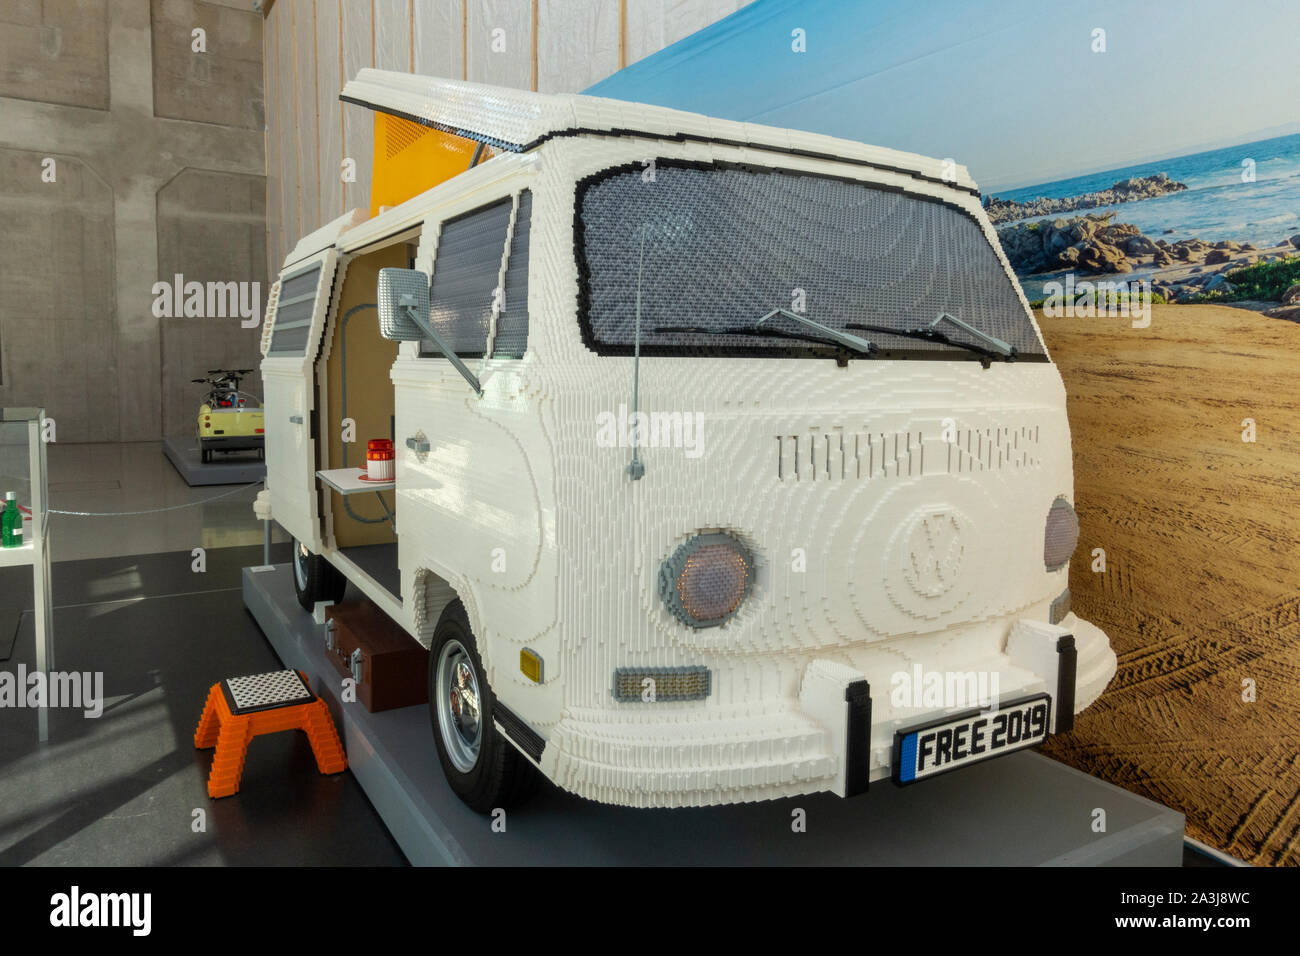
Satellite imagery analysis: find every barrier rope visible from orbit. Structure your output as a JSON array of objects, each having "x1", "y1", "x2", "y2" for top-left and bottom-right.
[{"x1": 48, "y1": 480, "x2": 265, "y2": 517}]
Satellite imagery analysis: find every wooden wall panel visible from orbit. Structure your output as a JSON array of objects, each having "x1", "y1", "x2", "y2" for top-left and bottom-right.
[
  {"x1": 466, "y1": 0, "x2": 531, "y2": 88},
  {"x1": 374, "y1": 0, "x2": 412, "y2": 72},
  {"x1": 341, "y1": 0, "x2": 375, "y2": 216},
  {"x1": 412, "y1": 0, "x2": 464, "y2": 79},
  {"x1": 316, "y1": 0, "x2": 344, "y2": 225},
  {"x1": 293, "y1": 0, "x2": 320, "y2": 238},
  {"x1": 276, "y1": 0, "x2": 299, "y2": 264},
  {"x1": 538, "y1": 0, "x2": 619, "y2": 94}
]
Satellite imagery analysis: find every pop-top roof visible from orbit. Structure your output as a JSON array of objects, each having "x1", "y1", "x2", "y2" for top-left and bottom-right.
[{"x1": 339, "y1": 69, "x2": 979, "y2": 196}]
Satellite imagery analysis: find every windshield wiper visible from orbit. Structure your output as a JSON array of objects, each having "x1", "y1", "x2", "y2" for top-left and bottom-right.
[
  {"x1": 752, "y1": 308, "x2": 876, "y2": 357},
  {"x1": 847, "y1": 313, "x2": 1016, "y2": 369},
  {"x1": 653, "y1": 308, "x2": 876, "y2": 364},
  {"x1": 930, "y1": 312, "x2": 1015, "y2": 356},
  {"x1": 653, "y1": 322, "x2": 876, "y2": 363}
]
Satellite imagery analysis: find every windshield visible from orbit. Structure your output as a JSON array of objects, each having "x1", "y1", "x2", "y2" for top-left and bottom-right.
[{"x1": 574, "y1": 161, "x2": 1045, "y2": 359}]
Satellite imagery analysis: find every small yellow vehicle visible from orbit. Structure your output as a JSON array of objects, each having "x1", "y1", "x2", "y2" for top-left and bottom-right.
[{"x1": 193, "y1": 369, "x2": 265, "y2": 464}]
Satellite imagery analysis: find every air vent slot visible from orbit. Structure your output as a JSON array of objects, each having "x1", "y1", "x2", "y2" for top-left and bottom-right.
[
  {"x1": 776, "y1": 431, "x2": 923, "y2": 482},
  {"x1": 776, "y1": 424, "x2": 1041, "y2": 482},
  {"x1": 946, "y1": 425, "x2": 1040, "y2": 473}
]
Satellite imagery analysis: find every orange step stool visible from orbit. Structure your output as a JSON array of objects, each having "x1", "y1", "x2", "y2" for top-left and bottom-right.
[{"x1": 194, "y1": 669, "x2": 347, "y2": 798}]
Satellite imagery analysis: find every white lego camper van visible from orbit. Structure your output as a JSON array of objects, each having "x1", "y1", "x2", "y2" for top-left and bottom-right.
[{"x1": 259, "y1": 70, "x2": 1117, "y2": 811}]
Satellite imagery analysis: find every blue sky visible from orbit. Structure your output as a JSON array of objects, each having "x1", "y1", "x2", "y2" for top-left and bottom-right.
[{"x1": 587, "y1": 0, "x2": 1300, "y2": 192}]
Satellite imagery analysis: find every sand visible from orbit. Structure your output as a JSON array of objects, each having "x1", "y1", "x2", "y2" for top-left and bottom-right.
[{"x1": 1036, "y1": 303, "x2": 1300, "y2": 866}]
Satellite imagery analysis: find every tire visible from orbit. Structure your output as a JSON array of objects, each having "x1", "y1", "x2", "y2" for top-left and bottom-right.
[
  {"x1": 291, "y1": 538, "x2": 348, "y2": 612},
  {"x1": 200, "y1": 447, "x2": 211, "y2": 464},
  {"x1": 429, "y1": 600, "x2": 540, "y2": 813}
]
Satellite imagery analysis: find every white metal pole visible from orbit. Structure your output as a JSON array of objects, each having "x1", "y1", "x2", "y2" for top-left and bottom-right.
[{"x1": 30, "y1": 412, "x2": 52, "y2": 744}]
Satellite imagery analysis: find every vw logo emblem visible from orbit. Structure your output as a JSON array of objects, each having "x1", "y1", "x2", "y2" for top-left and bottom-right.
[{"x1": 903, "y1": 509, "x2": 965, "y2": 598}]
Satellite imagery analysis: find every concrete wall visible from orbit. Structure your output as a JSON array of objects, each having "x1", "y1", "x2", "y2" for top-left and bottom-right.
[
  {"x1": 0, "y1": 0, "x2": 266, "y2": 442},
  {"x1": 263, "y1": 0, "x2": 748, "y2": 277}
]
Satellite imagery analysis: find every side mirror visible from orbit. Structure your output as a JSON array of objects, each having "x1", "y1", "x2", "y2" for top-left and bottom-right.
[
  {"x1": 375, "y1": 267, "x2": 483, "y2": 397},
  {"x1": 377, "y1": 268, "x2": 431, "y2": 341}
]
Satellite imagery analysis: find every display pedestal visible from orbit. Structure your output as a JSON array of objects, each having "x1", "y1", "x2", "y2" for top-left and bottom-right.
[
  {"x1": 243, "y1": 564, "x2": 1185, "y2": 867},
  {"x1": 163, "y1": 436, "x2": 266, "y2": 486}
]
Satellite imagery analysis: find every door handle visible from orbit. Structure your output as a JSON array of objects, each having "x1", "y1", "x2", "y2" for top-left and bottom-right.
[
  {"x1": 289, "y1": 414, "x2": 304, "y2": 424},
  {"x1": 405, "y1": 436, "x2": 430, "y2": 453}
]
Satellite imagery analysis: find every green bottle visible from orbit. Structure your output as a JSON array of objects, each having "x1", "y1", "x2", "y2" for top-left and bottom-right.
[{"x1": 2, "y1": 492, "x2": 21, "y2": 548}]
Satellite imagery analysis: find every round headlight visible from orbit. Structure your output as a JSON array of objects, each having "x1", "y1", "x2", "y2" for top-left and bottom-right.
[
  {"x1": 658, "y1": 533, "x2": 754, "y2": 628},
  {"x1": 1044, "y1": 497, "x2": 1079, "y2": 571}
]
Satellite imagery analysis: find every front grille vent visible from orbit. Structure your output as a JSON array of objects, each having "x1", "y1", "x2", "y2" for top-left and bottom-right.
[{"x1": 776, "y1": 425, "x2": 1041, "y2": 482}]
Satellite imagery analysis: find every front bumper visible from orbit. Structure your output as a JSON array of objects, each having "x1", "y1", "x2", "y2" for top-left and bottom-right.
[
  {"x1": 200, "y1": 434, "x2": 265, "y2": 451},
  {"x1": 537, "y1": 614, "x2": 1117, "y2": 808}
]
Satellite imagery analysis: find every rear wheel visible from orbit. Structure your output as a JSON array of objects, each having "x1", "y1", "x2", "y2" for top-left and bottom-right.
[
  {"x1": 291, "y1": 538, "x2": 347, "y2": 611},
  {"x1": 429, "y1": 600, "x2": 540, "y2": 812}
]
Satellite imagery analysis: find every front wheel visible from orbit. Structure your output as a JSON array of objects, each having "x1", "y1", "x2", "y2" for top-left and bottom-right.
[
  {"x1": 291, "y1": 538, "x2": 347, "y2": 611},
  {"x1": 429, "y1": 601, "x2": 540, "y2": 812}
]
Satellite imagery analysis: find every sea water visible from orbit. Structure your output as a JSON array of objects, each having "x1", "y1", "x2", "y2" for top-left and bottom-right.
[{"x1": 992, "y1": 132, "x2": 1300, "y2": 248}]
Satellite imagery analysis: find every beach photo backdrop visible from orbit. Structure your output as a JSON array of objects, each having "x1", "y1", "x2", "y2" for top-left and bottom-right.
[{"x1": 994, "y1": 133, "x2": 1300, "y2": 248}]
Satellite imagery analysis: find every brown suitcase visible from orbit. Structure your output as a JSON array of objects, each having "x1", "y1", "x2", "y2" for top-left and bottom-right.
[{"x1": 324, "y1": 601, "x2": 429, "y2": 712}]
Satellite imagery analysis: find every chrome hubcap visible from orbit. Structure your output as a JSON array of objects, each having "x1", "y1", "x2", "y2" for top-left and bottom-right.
[
  {"x1": 293, "y1": 540, "x2": 309, "y2": 591},
  {"x1": 436, "y1": 639, "x2": 482, "y2": 773}
]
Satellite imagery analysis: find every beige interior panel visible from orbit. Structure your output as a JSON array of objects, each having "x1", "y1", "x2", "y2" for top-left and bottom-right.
[{"x1": 322, "y1": 244, "x2": 403, "y2": 549}]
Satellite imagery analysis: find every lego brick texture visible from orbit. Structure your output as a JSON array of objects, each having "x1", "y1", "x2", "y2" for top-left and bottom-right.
[
  {"x1": 265, "y1": 84, "x2": 1117, "y2": 806},
  {"x1": 576, "y1": 163, "x2": 1040, "y2": 354}
]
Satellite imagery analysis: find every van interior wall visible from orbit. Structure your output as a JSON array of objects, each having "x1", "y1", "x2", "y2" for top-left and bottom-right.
[{"x1": 322, "y1": 245, "x2": 402, "y2": 550}]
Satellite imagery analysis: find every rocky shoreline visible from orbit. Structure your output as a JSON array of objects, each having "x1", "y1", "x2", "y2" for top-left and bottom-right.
[
  {"x1": 985, "y1": 173, "x2": 1188, "y2": 224},
  {"x1": 997, "y1": 212, "x2": 1300, "y2": 307}
]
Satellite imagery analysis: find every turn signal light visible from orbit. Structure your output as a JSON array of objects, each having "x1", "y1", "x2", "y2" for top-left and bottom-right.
[{"x1": 520, "y1": 648, "x2": 543, "y2": 683}]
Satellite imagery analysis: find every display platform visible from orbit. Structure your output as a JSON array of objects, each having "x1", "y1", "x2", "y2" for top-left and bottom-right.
[
  {"x1": 163, "y1": 436, "x2": 265, "y2": 486},
  {"x1": 244, "y1": 563, "x2": 1185, "y2": 867}
]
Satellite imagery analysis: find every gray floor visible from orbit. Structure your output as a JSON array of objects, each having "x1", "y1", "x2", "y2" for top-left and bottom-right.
[
  {"x1": 41, "y1": 441, "x2": 289, "y2": 563},
  {"x1": 0, "y1": 545, "x2": 406, "y2": 866}
]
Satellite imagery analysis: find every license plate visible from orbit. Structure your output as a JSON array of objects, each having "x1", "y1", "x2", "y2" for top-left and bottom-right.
[{"x1": 892, "y1": 693, "x2": 1052, "y2": 785}]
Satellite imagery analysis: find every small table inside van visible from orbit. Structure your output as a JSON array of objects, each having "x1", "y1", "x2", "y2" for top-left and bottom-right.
[{"x1": 316, "y1": 467, "x2": 395, "y2": 529}]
